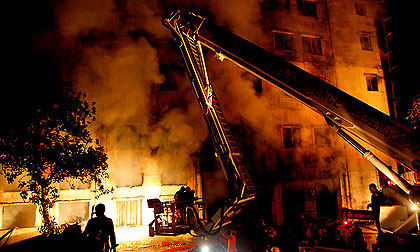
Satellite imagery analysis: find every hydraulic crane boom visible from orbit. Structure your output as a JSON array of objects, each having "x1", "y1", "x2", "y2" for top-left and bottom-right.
[
  {"x1": 158, "y1": 8, "x2": 420, "y2": 237},
  {"x1": 162, "y1": 8, "x2": 420, "y2": 201}
]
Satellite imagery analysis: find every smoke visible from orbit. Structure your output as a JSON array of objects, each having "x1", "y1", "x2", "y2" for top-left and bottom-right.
[
  {"x1": 124, "y1": 0, "x2": 171, "y2": 40},
  {"x1": 72, "y1": 38, "x2": 163, "y2": 126},
  {"x1": 2, "y1": 205, "x2": 37, "y2": 229},
  {"x1": 51, "y1": 0, "x2": 213, "y2": 188},
  {"x1": 207, "y1": 0, "x2": 269, "y2": 46},
  {"x1": 58, "y1": 202, "x2": 90, "y2": 224},
  {"x1": 38, "y1": 0, "x2": 345, "y2": 199},
  {"x1": 56, "y1": 0, "x2": 119, "y2": 42},
  {"x1": 206, "y1": 56, "x2": 282, "y2": 155}
]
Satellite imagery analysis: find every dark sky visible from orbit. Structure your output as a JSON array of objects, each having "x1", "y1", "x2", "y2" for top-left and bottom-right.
[
  {"x1": 0, "y1": 0, "x2": 418, "y2": 132},
  {"x1": 387, "y1": 0, "x2": 420, "y2": 116},
  {"x1": 1, "y1": 1, "x2": 60, "y2": 130}
]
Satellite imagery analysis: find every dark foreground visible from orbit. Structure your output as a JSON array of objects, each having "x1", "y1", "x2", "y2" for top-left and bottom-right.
[{"x1": 2, "y1": 223, "x2": 420, "y2": 252}]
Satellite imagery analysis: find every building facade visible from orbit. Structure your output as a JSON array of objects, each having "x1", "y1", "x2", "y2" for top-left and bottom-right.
[
  {"x1": 0, "y1": 0, "x2": 395, "y2": 232},
  {"x1": 258, "y1": 0, "x2": 392, "y2": 225}
]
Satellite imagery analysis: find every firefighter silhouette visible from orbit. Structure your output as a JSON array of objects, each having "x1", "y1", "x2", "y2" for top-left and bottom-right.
[{"x1": 84, "y1": 204, "x2": 117, "y2": 252}]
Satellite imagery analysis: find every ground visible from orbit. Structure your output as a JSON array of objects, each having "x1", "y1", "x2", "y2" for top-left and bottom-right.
[{"x1": 2, "y1": 222, "x2": 418, "y2": 251}]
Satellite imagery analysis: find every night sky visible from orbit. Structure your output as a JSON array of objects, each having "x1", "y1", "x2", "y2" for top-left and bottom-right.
[
  {"x1": 386, "y1": 0, "x2": 420, "y2": 118},
  {"x1": 2, "y1": 1, "x2": 61, "y2": 131},
  {"x1": 0, "y1": 0, "x2": 418, "y2": 133}
]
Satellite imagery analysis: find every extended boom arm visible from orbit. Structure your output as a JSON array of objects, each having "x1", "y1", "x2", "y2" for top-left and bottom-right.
[{"x1": 162, "y1": 8, "x2": 420, "y2": 201}]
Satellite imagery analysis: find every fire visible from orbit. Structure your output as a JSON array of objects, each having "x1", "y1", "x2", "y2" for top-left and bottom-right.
[
  {"x1": 143, "y1": 185, "x2": 161, "y2": 226},
  {"x1": 216, "y1": 52, "x2": 226, "y2": 62},
  {"x1": 145, "y1": 185, "x2": 161, "y2": 199}
]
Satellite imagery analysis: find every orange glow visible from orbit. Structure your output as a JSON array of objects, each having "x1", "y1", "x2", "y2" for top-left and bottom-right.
[
  {"x1": 145, "y1": 185, "x2": 161, "y2": 199},
  {"x1": 115, "y1": 226, "x2": 149, "y2": 241},
  {"x1": 216, "y1": 52, "x2": 226, "y2": 61},
  {"x1": 143, "y1": 185, "x2": 162, "y2": 226}
]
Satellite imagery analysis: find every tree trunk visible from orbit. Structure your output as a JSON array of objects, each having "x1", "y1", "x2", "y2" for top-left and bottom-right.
[{"x1": 40, "y1": 188, "x2": 55, "y2": 235}]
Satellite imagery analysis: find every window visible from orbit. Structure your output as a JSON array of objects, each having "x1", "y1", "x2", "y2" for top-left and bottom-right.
[
  {"x1": 360, "y1": 33, "x2": 372, "y2": 51},
  {"x1": 355, "y1": 3, "x2": 367, "y2": 16},
  {"x1": 2, "y1": 204, "x2": 37, "y2": 229},
  {"x1": 302, "y1": 36, "x2": 322, "y2": 55},
  {"x1": 314, "y1": 127, "x2": 331, "y2": 147},
  {"x1": 116, "y1": 199, "x2": 141, "y2": 227},
  {"x1": 365, "y1": 74, "x2": 379, "y2": 91},
  {"x1": 114, "y1": 170, "x2": 143, "y2": 188},
  {"x1": 274, "y1": 31, "x2": 295, "y2": 52},
  {"x1": 298, "y1": 0, "x2": 317, "y2": 17},
  {"x1": 262, "y1": 0, "x2": 291, "y2": 11},
  {"x1": 58, "y1": 202, "x2": 90, "y2": 224},
  {"x1": 283, "y1": 126, "x2": 302, "y2": 148}
]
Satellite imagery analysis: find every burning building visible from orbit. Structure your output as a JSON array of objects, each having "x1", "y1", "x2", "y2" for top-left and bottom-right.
[{"x1": 0, "y1": 0, "x2": 414, "y2": 243}]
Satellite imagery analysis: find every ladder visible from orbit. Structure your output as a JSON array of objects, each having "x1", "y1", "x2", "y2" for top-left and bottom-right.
[
  {"x1": 184, "y1": 29, "x2": 255, "y2": 197},
  {"x1": 211, "y1": 93, "x2": 255, "y2": 195}
]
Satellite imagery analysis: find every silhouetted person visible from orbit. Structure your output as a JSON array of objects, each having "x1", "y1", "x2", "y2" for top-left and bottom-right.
[
  {"x1": 367, "y1": 183, "x2": 385, "y2": 235},
  {"x1": 84, "y1": 204, "x2": 117, "y2": 252},
  {"x1": 175, "y1": 186, "x2": 187, "y2": 224},
  {"x1": 184, "y1": 186, "x2": 197, "y2": 224},
  {"x1": 184, "y1": 186, "x2": 196, "y2": 206},
  {"x1": 175, "y1": 186, "x2": 186, "y2": 203}
]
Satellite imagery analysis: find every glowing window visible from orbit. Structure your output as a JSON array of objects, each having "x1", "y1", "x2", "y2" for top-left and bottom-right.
[
  {"x1": 2, "y1": 204, "x2": 36, "y2": 229},
  {"x1": 58, "y1": 202, "x2": 90, "y2": 224},
  {"x1": 116, "y1": 199, "x2": 141, "y2": 227}
]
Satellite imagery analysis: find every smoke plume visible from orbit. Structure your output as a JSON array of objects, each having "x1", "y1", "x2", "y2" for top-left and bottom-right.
[
  {"x1": 36, "y1": 0, "x2": 345, "y2": 199},
  {"x1": 52, "y1": 0, "x2": 212, "y2": 188}
]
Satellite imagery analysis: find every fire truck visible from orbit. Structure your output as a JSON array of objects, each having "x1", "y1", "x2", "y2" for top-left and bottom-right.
[{"x1": 148, "y1": 7, "x2": 420, "y2": 240}]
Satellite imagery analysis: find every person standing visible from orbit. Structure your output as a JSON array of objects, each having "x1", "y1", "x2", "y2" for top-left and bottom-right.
[
  {"x1": 84, "y1": 204, "x2": 117, "y2": 252},
  {"x1": 367, "y1": 183, "x2": 386, "y2": 235},
  {"x1": 184, "y1": 186, "x2": 196, "y2": 206},
  {"x1": 175, "y1": 186, "x2": 186, "y2": 224}
]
